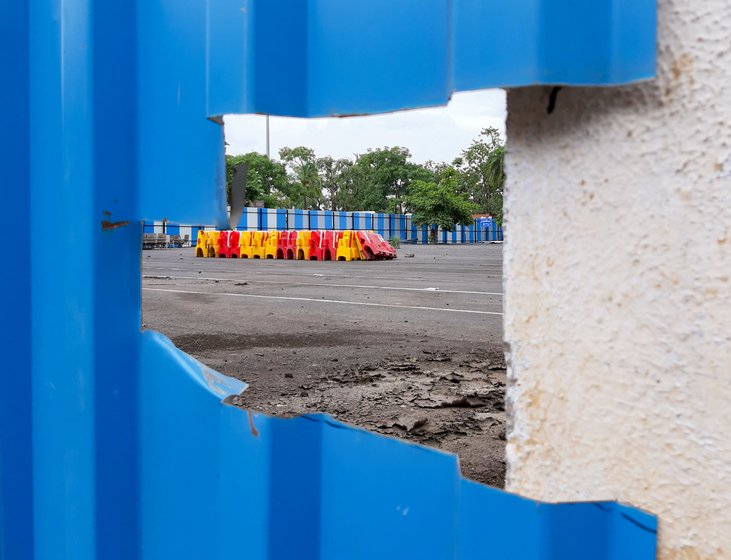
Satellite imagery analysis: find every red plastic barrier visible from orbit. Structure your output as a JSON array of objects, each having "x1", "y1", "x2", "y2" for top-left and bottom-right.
[
  {"x1": 216, "y1": 231, "x2": 230, "y2": 258},
  {"x1": 275, "y1": 230, "x2": 298, "y2": 260},
  {"x1": 227, "y1": 231, "x2": 240, "y2": 258},
  {"x1": 286, "y1": 231, "x2": 298, "y2": 259},
  {"x1": 356, "y1": 231, "x2": 382, "y2": 260},
  {"x1": 374, "y1": 233, "x2": 397, "y2": 259},
  {"x1": 309, "y1": 231, "x2": 323, "y2": 260},
  {"x1": 322, "y1": 231, "x2": 341, "y2": 261},
  {"x1": 309, "y1": 230, "x2": 340, "y2": 261},
  {"x1": 276, "y1": 230, "x2": 287, "y2": 259}
]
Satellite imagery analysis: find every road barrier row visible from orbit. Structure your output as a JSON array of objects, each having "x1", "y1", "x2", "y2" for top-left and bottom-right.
[{"x1": 196, "y1": 230, "x2": 397, "y2": 261}]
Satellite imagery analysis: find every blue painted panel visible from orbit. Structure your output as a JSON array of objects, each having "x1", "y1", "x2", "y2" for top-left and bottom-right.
[
  {"x1": 338, "y1": 212, "x2": 349, "y2": 230},
  {"x1": 211, "y1": 0, "x2": 655, "y2": 119},
  {"x1": 137, "y1": 0, "x2": 227, "y2": 226},
  {"x1": 276, "y1": 209, "x2": 287, "y2": 230},
  {"x1": 324, "y1": 211, "x2": 334, "y2": 230},
  {"x1": 353, "y1": 212, "x2": 361, "y2": 230},
  {"x1": 0, "y1": 2, "x2": 32, "y2": 557},
  {"x1": 306, "y1": 0, "x2": 451, "y2": 116},
  {"x1": 259, "y1": 207, "x2": 268, "y2": 230}
]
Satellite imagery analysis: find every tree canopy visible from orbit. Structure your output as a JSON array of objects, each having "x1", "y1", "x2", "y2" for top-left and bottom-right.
[
  {"x1": 452, "y1": 127, "x2": 505, "y2": 223},
  {"x1": 405, "y1": 168, "x2": 477, "y2": 243},
  {"x1": 225, "y1": 152, "x2": 289, "y2": 208},
  {"x1": 224, "y1": 128, "x2": 505, "y2": 223}
]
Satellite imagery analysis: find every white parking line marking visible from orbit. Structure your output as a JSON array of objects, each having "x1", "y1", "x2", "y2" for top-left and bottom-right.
[
  {"x1": 142, "y1": 275, "x2": 502, "y2": 297},
  {"x1": 143, "y1": 287, "x2": 503, "y2": 316},
  {"x1": 142, "y1": 266, "x2": 501, "y2": 285}
]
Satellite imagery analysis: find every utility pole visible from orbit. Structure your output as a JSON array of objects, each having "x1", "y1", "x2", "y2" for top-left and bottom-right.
[{"x1": 265, "y1": 114, "x2": 270, "y2": 158}]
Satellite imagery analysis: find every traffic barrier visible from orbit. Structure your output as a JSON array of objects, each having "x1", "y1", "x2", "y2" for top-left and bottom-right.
[
  {"x1": 276, "y1": 230, "x2": 298, "y2": 260},
  {"x1": 336, "y1": 231, "x2": 360, "y2": 261},
  {"x1": 227, "y1": 231, "x2": 240, "y2": 258},
  {"x1": 356, "y1": 231, "x2": 384, "y2": 260},
  {"x1": 206, "y1": 231, "x2": 221, "y2": 258},
  {"x1": 309, "y1": 230, "x2": 324, "y2": 260},
  {"x1": 323, "y1": 231, "x2": 341, "y2": 261},
  {"x1": 195, "y1": 231, "x2": 209, "y2": 258},
  {"x1": 264, "y1": 231, "x2": 279, "y2": 259},
  {"x1": 374, "y1": 233, "x2": 397, "y2": 259},
  {"x1": 286, "y1": 231, "x2": 298, "y2": 259},
  {"x1": 238, "y1": 231, "x2": 253, "y2": 258},
  {"x1": 251, "y1": 231, "x2": 268, "y2": 259},
  {"x1": 216, "y1": 231, "x2": 231, "y2": 258},
  {"x1": 296, "y1": 230, "x2": 311, "y2": 260},
  {"x1": 240, "y1": 230, "x2": 266, "y2": 259},
  {"x1": 194, "y1": 230, "x2": 398, "y2": 261}
]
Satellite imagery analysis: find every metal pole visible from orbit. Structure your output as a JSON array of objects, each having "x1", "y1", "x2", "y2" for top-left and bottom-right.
[{"x1": 265, "y1": 114, "x2": 270, "y2": 158}]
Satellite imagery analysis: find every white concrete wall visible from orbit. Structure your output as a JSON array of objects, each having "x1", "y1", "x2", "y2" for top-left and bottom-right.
[{"x1": 504, "y1": 2, "x2": 731, "y2": 558}]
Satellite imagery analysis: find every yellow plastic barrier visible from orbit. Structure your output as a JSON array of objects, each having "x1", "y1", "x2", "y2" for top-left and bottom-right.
[
  {"x1": 207, "y1": 230, "x2": 223, "y2": 258},
  {"x1": 353, "y1": 231, "x2": 368, "y2": 261},
  {"x1": 296, "y1": 230, "x2": 311, "y2": 260},
  {"x1": 194, "y1": 230, "x2": 218, "y2": 258},
  {"x1": 264, "y1": 231, "x2": 279, "y2": 259},
  {"x1": 336, "y1": 230, "x2": 361, "y2": 261},
  {"x1": 238, "y1": 231, "x2": 253, "y2": 258},
  {"x1": 249, "y1": 231, "x2": 267, "y2": 258},
  {"x1": 195, "y1": 231, "x2": 208, "y2": 257}
]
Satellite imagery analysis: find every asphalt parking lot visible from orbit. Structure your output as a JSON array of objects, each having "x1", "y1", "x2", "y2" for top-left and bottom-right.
[{"x1": 142, "y1": 243, "x2": 506, "y2": 486}]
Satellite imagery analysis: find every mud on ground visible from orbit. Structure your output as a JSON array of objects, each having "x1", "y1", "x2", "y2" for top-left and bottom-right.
[{"x1": 173, "y1": 332, "x2": 506, "y2": 487}]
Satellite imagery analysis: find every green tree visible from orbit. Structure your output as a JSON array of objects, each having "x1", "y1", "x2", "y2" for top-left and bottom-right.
[
  {"x1": 405, "y1": 168, "x2": 477, "y2": 244},
  {"x1": 317, "y1": 156, "x2": 354, "y2": 211},
  {"x1": 348, "y1": 147, "x2": 435, "y2": 213},
  {"x1": 279, "y1": 146, "x2": 324, "y2": 209},
  {"x1": 225, "y1": 152, "x2": 289, "y2": 208},
  {"x1": 452, "y1": 127, "x2": 505, "y2": 223}
]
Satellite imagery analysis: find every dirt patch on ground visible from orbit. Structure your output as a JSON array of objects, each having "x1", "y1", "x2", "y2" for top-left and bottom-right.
[{"x1": 173, "y1": 333, "x2": 506, "y2": 487}]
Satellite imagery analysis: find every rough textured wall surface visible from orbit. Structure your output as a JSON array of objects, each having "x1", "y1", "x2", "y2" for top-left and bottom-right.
[{"x1": 504, "y1": 2, "x2": 731, "y2": 558}]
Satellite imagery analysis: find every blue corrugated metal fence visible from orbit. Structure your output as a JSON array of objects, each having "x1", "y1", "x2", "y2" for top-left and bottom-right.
[{"x1": 2, "y1": 0, "x2": 657, "y2": 558}]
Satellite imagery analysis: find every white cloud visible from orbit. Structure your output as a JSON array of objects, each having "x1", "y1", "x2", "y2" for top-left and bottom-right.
[{"x1": 223, "y1": 89, "x2": 506, "y2": 164}]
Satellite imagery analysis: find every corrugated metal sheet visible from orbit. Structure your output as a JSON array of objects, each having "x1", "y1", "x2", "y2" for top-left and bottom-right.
[{"x1": 1, "y1": 1, "x2": 657, "y2": 558}]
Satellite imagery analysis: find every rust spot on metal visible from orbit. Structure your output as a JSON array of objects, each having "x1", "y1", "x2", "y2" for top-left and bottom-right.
[
  {"x1": 247, "y1": 410, "x2": 260, "y2": 438},
  {"x1": 103, "y1": 210, "x2": 111, "y2": 216},
  {"x1": 101, "y1": 220, "x2": 130, "y2": 230}
]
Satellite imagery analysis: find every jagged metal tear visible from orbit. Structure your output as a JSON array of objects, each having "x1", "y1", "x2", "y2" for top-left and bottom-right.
[
  {"x1": 1, "y1": 0, "x2": 657, "y2": 558},
  {"x1": 141, "y1": 0, "x2": 656, "y2": 227},
  {"x1": 229, "y1": 163, "x2": 248, "y2": 230}
]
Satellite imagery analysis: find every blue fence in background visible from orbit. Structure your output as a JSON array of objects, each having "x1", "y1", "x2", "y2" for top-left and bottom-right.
[{"x1": 144, "y1": 208, "x2": 504, "y2": 245}]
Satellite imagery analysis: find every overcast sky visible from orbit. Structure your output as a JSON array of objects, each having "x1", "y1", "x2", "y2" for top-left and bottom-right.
[{"x1": 223, "y1": 89, "x2": 506, "y2": 164}]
